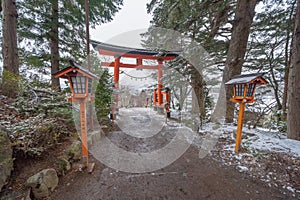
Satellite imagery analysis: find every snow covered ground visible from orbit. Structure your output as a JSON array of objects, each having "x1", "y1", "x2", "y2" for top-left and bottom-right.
[
  {"x1": 198, "y1": 123, "x2": 300, "y2": 196},
  {"x1": 215, "y1": 124, "x2": 300, "y2": 157},
  {"x1": 169, "y1": 109, "x2": 300, "y2": 158}
]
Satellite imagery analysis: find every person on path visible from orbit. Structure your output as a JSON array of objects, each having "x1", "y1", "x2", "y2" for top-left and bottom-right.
[{"x1": 164, "y1": 103, "x2": 170, "y2": 123}]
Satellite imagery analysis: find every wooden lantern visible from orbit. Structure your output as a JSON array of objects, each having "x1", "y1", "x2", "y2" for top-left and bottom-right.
[
  {"x1": 226, "y1": 73, "x2": 268, "y2": 103},
  {"x1": 53, "y1": 60, "x2": 98, "y2": 172},
  {"x1": 53, "y1": 60, "x2": 98, "y2": 101},
  {"x1": 225, "y1": 73, "x2": 267, "y2": 153}
]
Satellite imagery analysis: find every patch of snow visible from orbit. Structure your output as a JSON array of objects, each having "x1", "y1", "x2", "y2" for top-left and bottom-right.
[
  {"x1": 234, "y1": 154, "x2": 243, "y2": 160},
  {"x1": 237, "y1": 165, "x2": 249, "y2": 172},
  {"x1": 244, "y1": 130, "x2": 300, "y2": 156},
  {"x1": 214, "y1": 124, "x2": 300, "y2": 157},
  {"x1": 285, "y1": 186, "x2": 295, "y2": 193}
]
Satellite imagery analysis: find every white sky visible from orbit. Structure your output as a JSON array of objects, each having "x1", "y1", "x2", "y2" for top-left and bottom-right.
[
  {"x1": 90, "y1": 0, "x2": 155, "y2": 92},
  {"x1": 90, "y1": 0, "x2": 152, "y2": 47}
]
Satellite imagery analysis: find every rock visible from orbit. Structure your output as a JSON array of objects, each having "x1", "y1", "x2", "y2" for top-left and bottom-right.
[
  {"x1": 26, "y1": 168, "x2": 58, "y2": 199},
  {"x1": 22, "y1": 188, "x2": 32, "y2": 200},
  {"x1": 57, "y1": 157, "x2": 71, "y2": 176},
  {"x1": 0, "y1": 126, "x2": 13, "y2": 192},
  {"x1": 65, "y1": 141, "x2": 82, "y2": 161},
  {"x1": 212, "y1": 124, "x2": 221, "y2": 130}
]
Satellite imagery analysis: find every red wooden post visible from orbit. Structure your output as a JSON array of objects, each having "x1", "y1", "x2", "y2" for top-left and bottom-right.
[
  {"x1": 137, "y1": 58, "x2": 142, "y2": 67},
  {"x1": 114, "y1": 55, "x2": 120, "y2": 108},
  {"x1": 166, "y1": 89, "x2": 170, "y2": 104},
  {"x1": 235, "y1": 101, "x2": 245, "y2": 152},
  {"x1": 114, "y1": 55, "x2": 120, "y2": 84},
  {"x1": 157, "y1": 59, "x2": 163, "y2": 106},
  {"x1": 153, "y1": 88, "x2": 157, "y2": 107},
  {"x1": 80, "y1": 101, "x2": 88, "y2": 165}
]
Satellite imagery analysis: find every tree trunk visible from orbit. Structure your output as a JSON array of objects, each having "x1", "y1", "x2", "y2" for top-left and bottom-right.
[
  {"x1": 50, "y1": 0, "x2": 60, "y2": 90},
  {"x1": 282, "y1": 48, "x2": 291, "y2": 121},
  {"x1": 221, "y1": 0, "x2": 258, "y2": 123},
  {"x1": 287, "y1": 0, "x2": 300, "y2": 141},
  {"x1": 269, "y1": 61, "x2": 282, "y2": 111},
  {"x1": 1, "y1": 0, "x2": 19, "y2": 98},
  {"x1": 282, "y1": 1, "x2": 296, "y2": 122}
]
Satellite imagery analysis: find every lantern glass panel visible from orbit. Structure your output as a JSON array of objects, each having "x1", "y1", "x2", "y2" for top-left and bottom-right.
[
  {"x1": 88, "y1": 78, "x2": 92, "y2": 93},
  {"x1": 246, "y1": 83, "x2": 255, "y2": 97},
  {"x1": 71, "y1": 76, "x2": 86, "y2": 94},
  {"x1": 235, "y1": 84, "x2": 245, "y2": 97}
]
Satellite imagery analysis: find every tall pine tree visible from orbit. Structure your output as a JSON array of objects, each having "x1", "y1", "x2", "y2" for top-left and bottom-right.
[
  {"x1": 221, "y1": 0, "x2": 258, "y2": 123},
  {"x1": 17, "y1": 0, "x2": 123, "y2": 89},
  {"x1": 1, "y1": 0, "x2": 19, "y2": 98}
]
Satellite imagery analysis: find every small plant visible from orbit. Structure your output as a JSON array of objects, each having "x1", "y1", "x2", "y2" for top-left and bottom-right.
[
  {"x1": 277, "y1": 120, "x2": 287, "y2": 132},
  {"x1": 95, "y1": 69, "x2": 112, "y2": 122},
  {"x1": 2, "y1": 79, "x2": 76, "y2": 157}
]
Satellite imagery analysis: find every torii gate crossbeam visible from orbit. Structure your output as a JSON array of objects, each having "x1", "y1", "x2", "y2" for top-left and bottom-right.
[{"x1": 91, "y1": 40, "x2": 179, "y2": 111}]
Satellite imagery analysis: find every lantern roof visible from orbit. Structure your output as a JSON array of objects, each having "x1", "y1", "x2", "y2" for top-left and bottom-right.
[
  {"x1": 225, "y1": 73, "x2": 267, "y2": 85},
  {"x1": 91, "y1": 40, "x2": 180, "y2": 60},
  {"x1": 53, "y1": 60, "x2": 99, "y2": 80}
]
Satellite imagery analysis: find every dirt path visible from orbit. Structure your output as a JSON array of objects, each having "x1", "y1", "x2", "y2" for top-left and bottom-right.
[{"x1": 52, "y1": 108, "x2": 297, "y2": 200}]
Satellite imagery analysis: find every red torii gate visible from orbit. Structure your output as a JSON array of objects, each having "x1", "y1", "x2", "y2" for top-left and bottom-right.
[{"x1": 91, "y1": 40, "x2": 179, "y2": 110}]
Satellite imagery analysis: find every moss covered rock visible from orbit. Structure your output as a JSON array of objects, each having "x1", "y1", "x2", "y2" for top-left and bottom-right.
[
  {"x1": 65, "y1": 141, "x2": 82, "y2": 161},
  {"x1": 0, "y1": 126, "x2": 13, "y2": 192},
  {"x1": 26, "y1": 168, "x2": 58, "y2": 199}
]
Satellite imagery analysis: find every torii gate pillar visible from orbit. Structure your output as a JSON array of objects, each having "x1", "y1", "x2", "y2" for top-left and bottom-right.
[
  {"x1": 157, "y1": 58, "x2": 163, "y2": 106},
  {"x1": 153, "y1": 88, "x2": 157, "y2": 107},
  {"x1": 114, "y1": 55, "x2": 120, "y2": 108}
]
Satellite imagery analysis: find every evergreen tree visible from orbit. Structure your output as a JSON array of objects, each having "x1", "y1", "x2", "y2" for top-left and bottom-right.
[
  {"x1": 86, "y1": 51, "x2": 113, "y2": 121},
  {"x1": 95, "y1": 69, "x2": 112, "y2": 121},
  {"x1": 287, "y1": 0, "x2": 300, "y2": 140},
  {"x1": 221, "y1": 0, "x2": 258, "y2": 123},
  {"x1": 17, "y1": 0, "x2": 123, "y2": 89},
  {"x1": 246, "y1": 0, "x2": 296, "y2": 122},
  {"x1": 1, "y1": 0, "x2": 19, "y2": 98}
]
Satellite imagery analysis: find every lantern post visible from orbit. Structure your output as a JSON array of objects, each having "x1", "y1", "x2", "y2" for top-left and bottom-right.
[
  {"x1": 225, "y1": 73, "x2": 267, "y2": 153},
  {"x1": 54, "y1": 60, "x2": 99, "y2": 172}
]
